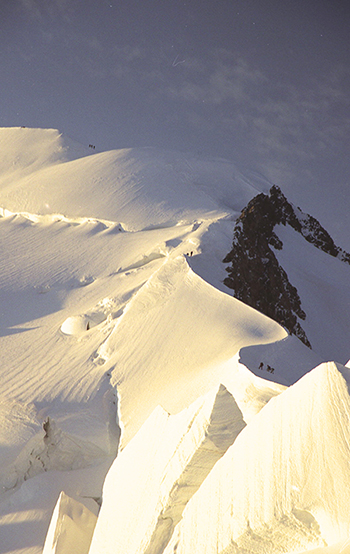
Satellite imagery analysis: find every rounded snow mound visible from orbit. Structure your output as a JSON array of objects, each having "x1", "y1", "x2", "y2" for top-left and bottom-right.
[
  {"x1": 61, "y1": 311, "x2": 106, "y2": 335},
  {"x1": 61, "y1": 316, "x2": 91, "y2": 335}
]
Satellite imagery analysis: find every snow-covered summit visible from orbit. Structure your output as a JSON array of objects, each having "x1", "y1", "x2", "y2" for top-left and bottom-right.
[
  {"x1": 0, "y1": 127, "x2": 349, "y2": 553},
  {"x1": 0, "y1": 127, "x2": 91, "y2": 183},
  {"x1": 0, "y1": 127, "x2": 263, "y2": 230}
]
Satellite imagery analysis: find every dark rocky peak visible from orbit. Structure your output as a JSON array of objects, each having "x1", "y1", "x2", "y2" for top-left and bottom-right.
[{"x1": 223, "y1": 185, "x2": 350, "y2": 348}]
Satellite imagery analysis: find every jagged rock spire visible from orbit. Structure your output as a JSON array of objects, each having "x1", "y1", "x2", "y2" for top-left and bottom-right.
[{"x1": 223, "y1": 186, "x2": 350, "y2": 348}]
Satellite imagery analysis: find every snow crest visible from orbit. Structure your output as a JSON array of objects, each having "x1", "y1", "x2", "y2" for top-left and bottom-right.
[
  {"x1": 164, "y1": 362, "x2": 350, "y2": 553},
  {"x1": 89, "y1": 384, "x2": 245, "y2": 554}
]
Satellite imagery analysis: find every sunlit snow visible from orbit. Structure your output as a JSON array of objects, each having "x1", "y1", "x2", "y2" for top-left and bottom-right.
[{"x1": 0, "y1": 127, "x2": 349, "y2": 554}]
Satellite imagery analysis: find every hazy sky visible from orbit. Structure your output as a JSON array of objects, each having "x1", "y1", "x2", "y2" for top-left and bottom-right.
[{"x1": 1, "y1": 0, "x2": 349, "y2": 242}]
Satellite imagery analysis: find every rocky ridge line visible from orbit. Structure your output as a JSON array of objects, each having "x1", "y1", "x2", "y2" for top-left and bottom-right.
[{"x1": 223, "y1": 185, "x2": 350, "y2": 348}]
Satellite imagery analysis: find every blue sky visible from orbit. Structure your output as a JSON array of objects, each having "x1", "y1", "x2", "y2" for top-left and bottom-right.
[{"x1": 1, "y1": 0, "x2": 349, "y2": 243}]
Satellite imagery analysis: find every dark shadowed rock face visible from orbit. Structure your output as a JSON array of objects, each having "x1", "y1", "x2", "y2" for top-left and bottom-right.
[{"x1": 223, "y1": 185, "x2": 350, "y2": 348}]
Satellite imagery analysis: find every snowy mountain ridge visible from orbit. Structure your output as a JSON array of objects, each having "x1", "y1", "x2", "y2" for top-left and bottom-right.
[{"x1": 0, "y1": 128, "x2": 350, "y2": 554}]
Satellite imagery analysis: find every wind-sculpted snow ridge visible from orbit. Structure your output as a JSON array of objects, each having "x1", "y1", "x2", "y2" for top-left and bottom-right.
[
  {"x1": 163, "y1": 362, "x2": 350, "y2": 554},
  {"x1": 223, "y1": 185, "x2": 350, "y2": 350},
  {"x1": 42, "y1": 491, "x2": 97, "y2": 554},
  {"x1": 0, "y1": 205, "x2": 126, "y2": 233},
  {"x1": 96, "y1": 255, "x2": 286, "y2": 446},
  {"x1": 88, "y1": 384, "x2": 245, "y2": 554}
]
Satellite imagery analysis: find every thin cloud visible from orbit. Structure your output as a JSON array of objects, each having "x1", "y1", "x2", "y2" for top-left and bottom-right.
[
  {"x1": 155, "y1": 47, "x2": 349, "y2": 190},
  {"x1": 165, "y1": 51, "x2": 267, "y2": 105}
]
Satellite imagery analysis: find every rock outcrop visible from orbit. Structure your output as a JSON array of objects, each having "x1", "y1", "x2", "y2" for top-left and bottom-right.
[{"x1": 223, "y1": 186, "x2": 350, "y2": 347}]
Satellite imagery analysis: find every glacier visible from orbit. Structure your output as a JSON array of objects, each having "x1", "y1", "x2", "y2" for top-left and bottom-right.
[{"x1": 0, "y1": 128, "x2": 350, "y2": 553}]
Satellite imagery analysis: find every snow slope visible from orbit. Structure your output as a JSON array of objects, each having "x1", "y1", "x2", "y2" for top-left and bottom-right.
[
  {"x1": 274, "y1": 224, "x2": 350, "y2": 362},
  {"x1": 0, "y1": 127, "x2": 348, "y2": 553},
  {"x1": 0, "y1": 128, "x2": 262, "y2": 230},
  {"x1": 0, "y1": 127, "x2": 92, "y2": 188},
  {"x1": 97, "y1": 255, "x2": 287, "y2": 446}
]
